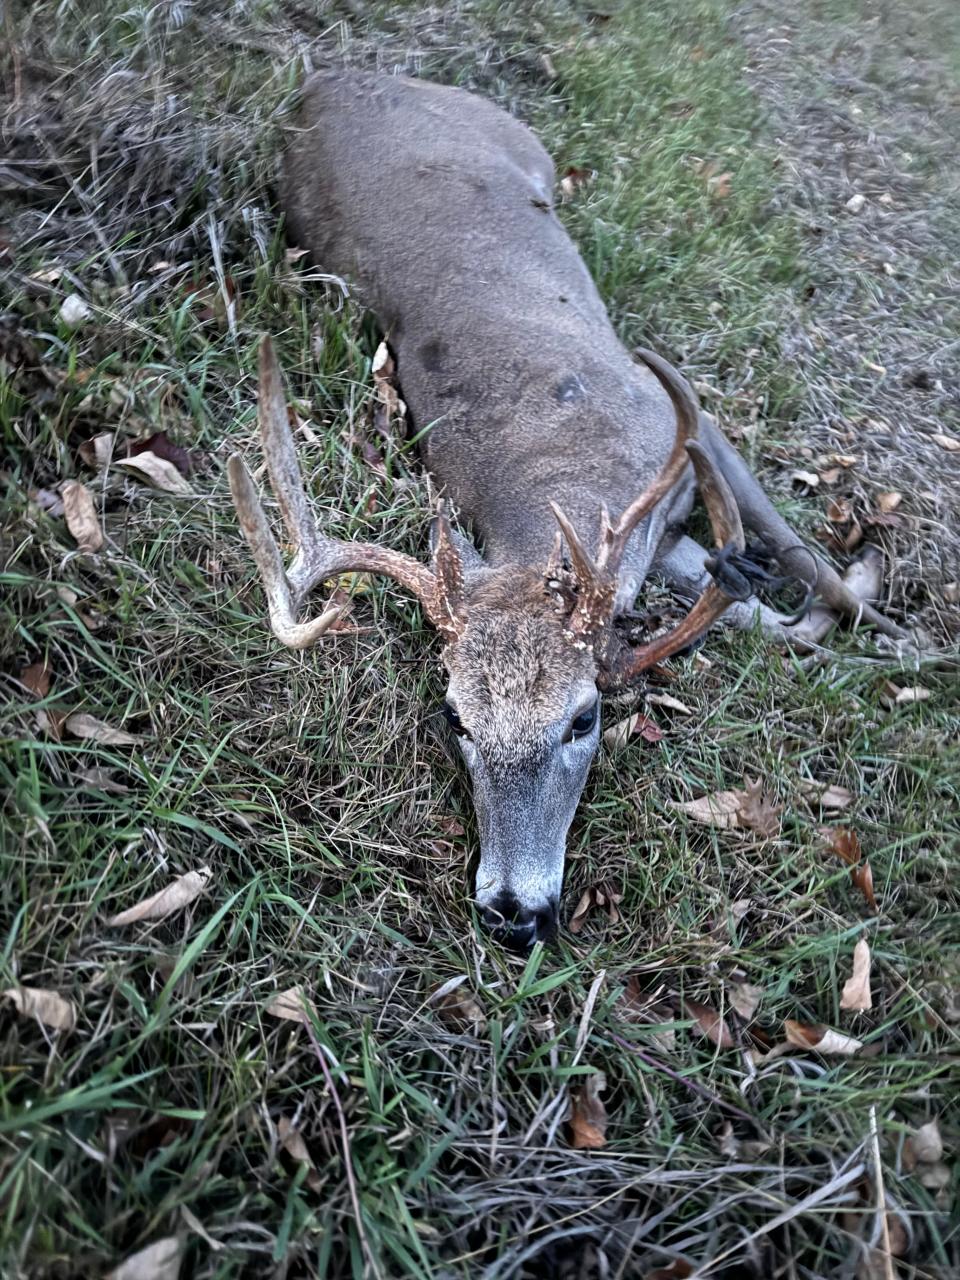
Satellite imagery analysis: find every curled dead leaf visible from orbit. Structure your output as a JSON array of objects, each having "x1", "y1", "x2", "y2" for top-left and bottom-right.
[
  {"x1": 115, "y1": 451, "x2": 193, "y2": 495},
  {"x1": 840, "y1": 938, "x2": 873, "y2": 1012},
  {"x1": 821, "y1": 827, "x2": 878, "y2": 913},
  {"x1": 876, "y1": 491, "x2": 902, "y2": 513},
  {"x1": 569, "y1": 1070, "x2": 607, "y2": 1149},
  {"x1": 646, "y1": 692, "x2": 692, "y2": 715},
  {"x1": 905, "y1": 1118, "x2": 943, "y2": 1168},
  {"x1": 277, "y1": 1116, "x2": 325, "y2": 1192},
  {"x1": 109, "y1": 867, "x2": 211, "y2": 927},
  {"x1": 603, "y1": 710, "x2": 664, "y2": 749},
  {"x1": 4, "y1": 985, "x2": 77, "y2": 1031},
  {"x1": 895, "y1": 685, "x2": 931, "y2": 705},
  {"x1": 431, "y1": 980, "x2": 487, "y2": 1034},
  {"x1": 64, "y1": 713, "x2": 143, "y2": 746},
  {"x1": 737, "y1": 777, "x2": 782, "y2": 838},
  {"x1": 568, "y1": 882, "x2": 623, "y2": 934},
  {"x1": 931, "y1": 433, "x2": 960, "y2": 453},
  {"x1": 728, "y1": 981, "x2": 763, "y2": 1021},
  {"x1": 106, "y1": 1236, "x2": 183, "y2": 1280},
  {"x1": 783, "y1": 1019, "x2": 863, "y2": 1056},
  {"x1": 128, "y1": 431, "x2": 193, "y2": 476},
  {"x1": 266, "y1": 985, "x2": 317, "y2": 1026},
  {"x1": 791, "y1": 469, "x2": 820, "y2": 488},
  {"x1": 78, "y1": 431, "x2": 116, "y2": 470},
  {"x1": 803, "y1": 780, "x2": 854, "y2": 811},
  {"x1": 684, "y1": 998, "x2": 736, "y2": 1049},
  {"x1": 62, "y1": 479, "x2": 103, "y2": 552},
  {"x1": 19, "y1": 661, "x2": 51, "y2": 698}
]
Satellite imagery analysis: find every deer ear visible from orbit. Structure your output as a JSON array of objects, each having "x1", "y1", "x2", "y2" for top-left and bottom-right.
[{"x1": 430, "y1": 512, "x2": 484, "y2": 572}]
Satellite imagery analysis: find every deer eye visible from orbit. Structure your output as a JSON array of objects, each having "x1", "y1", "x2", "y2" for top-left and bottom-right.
[
  {"x1": 566, "y1": 700, "x2": 598, "y2": 742},
  {"x1": 443, "y1": 702, "x2": 468, "y2": 737}
]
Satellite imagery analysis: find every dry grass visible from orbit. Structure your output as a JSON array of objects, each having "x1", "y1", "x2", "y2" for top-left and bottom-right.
[{"x1": 1, "y1": 1, "x2": 958, "y2": 1277}]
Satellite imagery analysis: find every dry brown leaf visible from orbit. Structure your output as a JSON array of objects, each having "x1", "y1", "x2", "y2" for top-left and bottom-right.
[
  {"x1": 822, "y1": 827, "x2": 878, "y2": 913},
  {"x1": 826, "y1": 496, "x2": 853, "y2": 523},
  {"x1": 803, "y1": 780, "x2": 854, "y2": 811},
  {"x1": 791, "y1": 469, "x2": 820, "y2": 487},
  {"x1": 106, "y1": 1236, "x2": 183, "y2": 1280},
  {"x1": 371, "y1": 341, "x2": 406, "y2": 438},
  {"x1": 917, "y1": 1161, "x2": 951, "y2": 1190},
  {"x1": 64, "y1": 713, "x2": 142, "y2": 746},
  {"x1": 784, "y1": 1019, "x2": 863, "y2": 1056},
  {"x1": 115, "y1": 451, "x2": 194, "y2": 495},
  {"x1": 560, "y1": 166, "x2": 594, "y2": 198},
  {"x1": 603, "y1": 710, "x2": 664, "y2": 749},
  {"x1": 76, "y1": 766, "x2": 130, "y2": 794},
  {"x1": 876, "y1": 491, "x2": 902, "y2": 513},
  {"x1": 840, "y1": 938, "x2": 873, "y2": 1012},
  {"x1": 685, "y1": 998, "x2": 735, "y2": 1049},
  {"x1": 109, "y1": 867, "x2": 211, "y2": 927},
  {"x1": 62, "y1": 479, "x2": 104, "y2": 552},
  {"x1": 59, "y1": 293, "x2": 92, "y2": 327},
  {"x1": 20, "y1": 661, "x2": 51, "y2": 698},
  {"x1": 4, "y1": 985, "x2": 77, "y2": 1031},
  {"x1": 738, "y1": 777, "x2": 782, "y2": 838},
  {"x1": 906, "y1": 1118, "x2": 943, "y2": 1166},
  {"x1": 128, "y1": 431, "x2": 194, "y2": 477},
  {"x1": 646, "y1": 692, "x2": 693, "y2": 715},
  {"x1": 895, "y1": 685, "x2": 931, "y2": 704},
  {"x1": 818, "y1": 467, "x2": 842, "y2": 485},
  {"x1": 569, "y1": 1070, "x2": 607, "y2": 1149},
  {"x1": 266, "y1": 985, "x2": 317, "y2": 1025},
  {"x1": 433, "y1": 982, "x2": 488, "y2": 1034},
  {"x1": 78, "y1": 431, "x2": 116, "y2": 470},
  {"x1": 729, "y1": 981, "x2": 763, "y2": 1021},
  {"x1": 277, "y1": 1116, "x2": 324, "y2": 1192},
  {"x1": 568, "y1": 882, "x2": 623, "y2": 934},
  {"x1": 670, "y1": 790, "x2": 741, "y2": 829},
  {"x1": 931, "y1": 432, "x2": 960, "y2": 453},
  {"x1": 707, "y1": 170, "x2": 732, "y2": 199}
]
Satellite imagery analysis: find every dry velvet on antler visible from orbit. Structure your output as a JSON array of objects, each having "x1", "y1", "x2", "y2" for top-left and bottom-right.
[{"x1": 228, "y1": 337, "x2": 466, "y2": 648}]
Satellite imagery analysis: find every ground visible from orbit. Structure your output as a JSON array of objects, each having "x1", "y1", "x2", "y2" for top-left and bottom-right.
[{"x1": 1, "y1": 2, "x2": 958, "y2": 1278}]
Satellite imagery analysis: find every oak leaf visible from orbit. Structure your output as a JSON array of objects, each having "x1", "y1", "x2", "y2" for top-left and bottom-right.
[
  {"x1": 569, "y1": 1070, "x2": 607, "y2": 1149},
  {"x1": 568, "y1": 882, "x2": 623, "y2": 934}
]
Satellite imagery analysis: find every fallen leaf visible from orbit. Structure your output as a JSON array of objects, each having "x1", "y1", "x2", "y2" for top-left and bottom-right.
[
  {"x1": 108, "y1": 867, "x2": 211, "y2": 927},
  {"x1": 106, "y1": 1237, "x2": 183, "y2": 1280},
  {"x1": 76, "y1": 766, "x2": 130, "y2": 794},
  {"x1": 684, "y1": 998, "x2": 736, "y2": 1049},
  {"x1": 670, "y1": 790, "x2": 741, "y2": 829},
  {"x1": 791, "y1": 469, "x2": 820, "y2": 487},
  {"x1": 822, "y1": 827, "x2": 878, "y2": 912},
  {"x1": 876, "y1": 491, "x2": 902, "y2": 513},
  {"x1": 115, "y1": 451, "x2": 193, "y2": 495},
  {"x1": 603, "y1": 710, "x2": 664, "y2": 749},
  {"x1": 845, "y1": 193, "x2": 867, "y2": 214},
  {"x1": 78, "y1": 431, "x2": 116, "y2": 469},
  {"x1": 560, "y1": 166, "x2": 594, "y2": 199},
  {"x1": 895, "y1": 685, "x2": 931, "y2": 704},
  {"x1": 917, "y1": 1162, "x2": 951, "y2": 1191},
  {"x1": 277, "y1": 1116, "x2": 324, "y2": 1192},
  {"x1": 432, "y1": 981, "x2": 487, "y2": 1034},
  {"x1": 826, "y1": 496, "x2": 853, "y2": 523},
  {"x1": 370, "y1": 340, "x2": 405, "y2": 439},
  {"x1": 729, "y1": 981, "x2": 763, "y2": 1020},
  {"x1": 931, "y1": 433, "x2": 960, "y2": 453},
  {"x1": 818, "y1": 467, "x2": 842, "y2": 485},
  {"x1": 19, "y1": 661, "x2": 51, "y2": 698},
  {"x1": 4, "y1": 985, "x2": 77, "y2": 1031},
  {"x1": 128, "y1": 431, "x2": 193, "y2": 477},
  {"x1": 64, "y1": 713, "x2": 142, "y2": 746},
  {"x1": 803, "y1": 780, "x2": 854, "y2": 811},
  {"x1": 737, "y1": 777, "x2": 782, "y2": 838},
  {"x1": 62, "y1": 479, "x2": 104, "y2": 552},
  {"x1": 832, "y1": 453, "x2": 860, "y2": 467},
  {"x1": 568, "y1": 882, "x2": 622, "y2": 934},
  {"x1": 707, "y1": 170, "x2": 733, "y2": 199},
  {"x1": 784, "y1": 1019, "x2": 863, "y2": 1056},
  {"x1": 569, "y1": 1070, "x2": 607, "y2": 1149},
  {"x1": 265, "y1": 985, "x2": 317, "y2": 1025},
  {"x1": 840, "y1": 938, "x2": 873, "y2": 1012},
  {"x1": 905, "y1": 1118, "x2": 943, "y2": 1167},
  {"x1": 58, "y1": 293, "x2": 92, "y2": 327},
  {"x1": 646, "y1": 692, "x2": 693, "y2": 714}
]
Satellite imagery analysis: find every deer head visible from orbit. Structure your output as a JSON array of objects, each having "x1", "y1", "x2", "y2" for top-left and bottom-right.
[{"x1": 229, "y1": 338, "x2": 744, "y2": 949}]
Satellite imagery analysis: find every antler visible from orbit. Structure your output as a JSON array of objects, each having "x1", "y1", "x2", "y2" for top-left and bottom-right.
[
  {"x1": 549, "y1": 349, "x2": 747, "y2": 687},
  {"x1": 228, "y1": 336, "x2": 466, "y2": 648}
]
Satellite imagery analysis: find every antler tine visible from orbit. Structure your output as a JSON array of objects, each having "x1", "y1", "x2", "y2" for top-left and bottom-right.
[
  {"x1": 227, "y1": 453, "x2": 346, "y2": 648},
  {"x1": 601, "y1": 439, "x2": 745, "y2": 688},
  {"x1": 596, "y1": 347, "x2": 700, "y2": 573},
  {"x1": 548, "y1": 499, "x2": 603, "y2": 588},
  {"x1": 258, "y1": 335, "x2": 320, "y2": 586},
  {"x1": 229, "y1": 336, "x2": 467, "y2": 648}
]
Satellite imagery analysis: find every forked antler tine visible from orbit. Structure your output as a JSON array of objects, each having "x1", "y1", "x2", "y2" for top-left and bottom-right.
[
  {"x1": 257, "y1": 335, "x2": 320, "y2": 566},
  {"x1": 548, "y1": 500, "x2": 602, "y2": 587},
  {"x1": 596, "y1": 347, "x2": 700, "y2": 573},
  {"x1": 227, "y1": 453, "x2": 346, "y2": 648},
  {"x1": 603, "y1": 440, "x2": 745, "y2": 686}
]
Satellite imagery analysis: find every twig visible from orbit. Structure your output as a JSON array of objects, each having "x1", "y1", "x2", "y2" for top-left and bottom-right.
[
  {"x1": 305, "y1": 1022, "x2": 382, "y2": 1280},
  {"x1": 869, "y1": 1104, "x2": 896, "y2": 1280},
  {"x1": 610, "y1": 1031, "x2": 758, "y2": 1124}
]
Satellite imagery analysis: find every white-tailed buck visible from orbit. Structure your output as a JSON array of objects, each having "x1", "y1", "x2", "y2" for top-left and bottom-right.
[{"x1": 229, "y1": 72, "x2": 904, "y2": 949}]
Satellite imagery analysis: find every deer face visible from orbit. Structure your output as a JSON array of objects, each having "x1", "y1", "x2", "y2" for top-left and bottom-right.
[{"x1": 442, "y1": 572, "x2": 600, "y2": 949}]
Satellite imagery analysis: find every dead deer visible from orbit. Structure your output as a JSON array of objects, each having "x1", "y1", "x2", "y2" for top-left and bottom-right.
[{"x1": 228, "y1": 71, "x2": 905, "y2": 949}]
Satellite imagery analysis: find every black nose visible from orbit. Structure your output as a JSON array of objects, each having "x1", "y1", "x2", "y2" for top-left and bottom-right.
[{"x1": 481, "y1": 896, "x2": 558, "y2": 950}]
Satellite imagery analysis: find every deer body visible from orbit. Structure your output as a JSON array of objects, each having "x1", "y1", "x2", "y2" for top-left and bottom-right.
[{"x1": 229, "y1": 71, "x2": 903, "y2": 949}]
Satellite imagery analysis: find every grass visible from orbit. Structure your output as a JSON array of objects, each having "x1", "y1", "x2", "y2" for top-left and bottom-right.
[{"x1": 1, "y1": 0, "x2": 959, "y2": 1277}]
